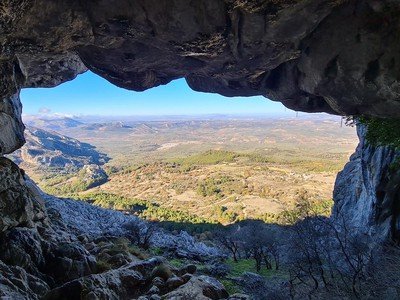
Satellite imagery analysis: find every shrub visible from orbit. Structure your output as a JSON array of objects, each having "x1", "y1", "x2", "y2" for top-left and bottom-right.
[
  {"x1": 95, "y1": 259, "x2": 113, "y2": 273},
  {"x1": 123, "y1": 220, "x2": 156, "y2": 250}
]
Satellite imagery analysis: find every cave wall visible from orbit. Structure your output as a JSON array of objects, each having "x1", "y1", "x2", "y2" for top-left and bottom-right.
[
  {"x1": 0, "y1": 0, "x2": 400, "y2": 237},
  {"x1": 0, "y1": 157, "x2": 46, "y2": 232}
]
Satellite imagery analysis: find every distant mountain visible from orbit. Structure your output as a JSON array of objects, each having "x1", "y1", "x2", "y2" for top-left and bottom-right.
[
  {"x1": 9, "y1": 127, "x2": 109, "y2": 171},
  {"x1": 81, "y1": 121, "x2": 132, "y2": 131},
  {"x1": 131, "y1": 123, "x2": 158, "y2": 134},
  {"x1": 24, "y1": 116, "x2": 83, "y2": 131}
]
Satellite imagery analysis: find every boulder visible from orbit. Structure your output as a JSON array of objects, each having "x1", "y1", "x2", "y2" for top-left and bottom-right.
[
  {"x1": 177, "y1": 264, "x2": 197, "y2": 276},
  {"x1": 44, "y1": 258, "x2": 162, "y2": 300},
  {"x1": 163, "y1": 275, "x2": 229, "y2": 300},
  {"x1": 228, "y1": 294, "x2": 251, "y2": 300}
]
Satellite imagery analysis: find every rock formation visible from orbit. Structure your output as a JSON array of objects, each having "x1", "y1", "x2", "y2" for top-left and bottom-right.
[{"x1": 333, "y1": 124, "x2": 400, "y2": 240}]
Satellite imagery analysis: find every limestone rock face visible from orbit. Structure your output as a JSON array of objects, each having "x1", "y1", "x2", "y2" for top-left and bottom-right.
[
  {"x1": 1, "y1": 1, "x2": 400, "y2": 154},
  {"x1": 0, "y1": 93, "x2": 25, "y2": 155},
  {"x1": 0, "y1": 259, "x2": 50, "y2": 300},
  {"x1": 333, "y1": 125, "x2": 400, "y2": 240},
  {"x1": 0, "y1": 157, "x2": 46, "y2": 232}
]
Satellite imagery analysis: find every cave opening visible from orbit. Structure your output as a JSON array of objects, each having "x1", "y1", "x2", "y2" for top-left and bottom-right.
[{"x1": 15, "y1": 70, "x2": 358, "y2": 226}]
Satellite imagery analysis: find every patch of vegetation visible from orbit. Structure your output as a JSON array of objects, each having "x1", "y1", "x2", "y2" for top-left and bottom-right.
[
  {"x1": 212, "y1": 205, "x2": 242, "y2": 224},
  {"x1": 390, "y1": 157, "x2": 400, "y2": 173},
  {"x1": 74, "y1": 192, "x2": 212, "y2": 226},
  {"x1": 220, "y1": 279, "x2": 241, "y2": 294},
  {"x1": 196, "y1": 176, "x2": 235, "y2": 198},
  {"x1": 168, "y1": 258, "x2": 186, "y2": 268},
  {"x1": 75, "y1": 192, "x2": 149, "y2": 211},
  {"x1": 40, "y1": 173, "x2": 74, "y2": 185},
  {"x1": 225, "y1": 258, "x2": 273, "y2": 277},
  {"x1": 95, "y1": 259, "x2": 113, "y2": 273},
  {"x1": 142, "y1": 205, "x2": 210, "y2": 224},
  {"x1": 359, "y1": 116, "x2": 400, "y2": 148},
  {"x1": 257, "y1": 196, "x2": 333, "y2": 225},
  {"x1": 40, "y1": 169, "x2": 105, "y2": 195},
  {"x1": 174, "y1": 150, "x2": 239, "y2": 167},
  {"x1": 278, "y1": 198, "x2": 333, "y2": 225}
]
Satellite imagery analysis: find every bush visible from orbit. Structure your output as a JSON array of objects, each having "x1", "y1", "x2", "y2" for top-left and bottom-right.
[
  {"x1": 95, "y1": 259, "x2": 113, "y2": 273},
  {"x1": 123, "y1": 220, "x2": 156, "y2": 250}
]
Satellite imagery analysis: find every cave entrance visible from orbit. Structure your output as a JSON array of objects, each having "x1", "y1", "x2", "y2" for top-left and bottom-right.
[{"x1": 16, "y1": 71, "x2": 358, "y2": 226}]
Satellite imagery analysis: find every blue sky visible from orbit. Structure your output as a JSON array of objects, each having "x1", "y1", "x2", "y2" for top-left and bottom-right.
[{"x1": 21, "y1": 71, "x2": 292, "y2": 116}]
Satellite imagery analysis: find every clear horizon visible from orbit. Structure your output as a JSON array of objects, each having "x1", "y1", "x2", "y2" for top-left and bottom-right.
[{"x1": 21, "y1": 71, "x2": 297, "y2": 117}]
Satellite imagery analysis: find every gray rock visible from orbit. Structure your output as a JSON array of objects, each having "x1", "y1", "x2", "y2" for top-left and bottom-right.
[
  {"x1": 0, "y1": 158, "x2": 46, "y2": 232},
  {"x1": 228, "y1": 294, "x2": 251, "y2": 300},
  {"x1": 79, "y1": 164, "x2": 108, "y2": 189},
  {"x1": 0, "y1": 226, "x2": 97, "y2": 285},
  {"x1": 181, "y1": 273, "x2": 193, "y2": 283},
  {"x1": 234, "y1": 272, "x2": 266, "y2": 298},
  {"x1": 0, "y1": 93, "x2": 25, "y2": 155},
  {"x1": 43, "y1": 258, "x2": 162, "y2": 300},
  {"x1": 152, "y1": 231, "x2": 224, "y2": 260},
  {"x1": 333, "y1": 124, "x2": 400, "y2": 239},
  {"x1": 163, "y1": 275, "x2": 229, "y2": 300},
  {"x1": 44, "y1": 268, "x2": 144, "y2": 300},
  {"x1": 0, "y1": 259, "x2": 50, "y2": 300},
  {"x1": 166, "y1": 276, "x2": 185, "y2": 290},
  {"x1": 178, "y1": 264, "x2": 197, "y2": 276},
  {"x1": 205, "y1": 262, "x2": 231, "y2": 277},
  {"x1": 147, "y1": 285, "x2": 160, "y2": 295},
  {"x1": 152, "y1": 276, "x2": 165, "y2": 288},
  {"x1": 151, "y1": 264, "x2": 173, "y2": 281}
]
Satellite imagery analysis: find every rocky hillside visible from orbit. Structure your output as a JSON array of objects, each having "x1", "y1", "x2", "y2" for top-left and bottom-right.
[
  {"x1": 0, "y1": 162, "x2": 233, "y2": 299},
  {"x1": 9, "y1": 126, "x2": 109, "y2": 172}
]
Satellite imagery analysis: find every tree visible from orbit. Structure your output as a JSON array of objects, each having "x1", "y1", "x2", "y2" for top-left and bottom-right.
[
  {"x1": 123, "y1": 219, "x2": 156, "y2": 250},
  {"x1": 213, "y1": 225, "x2": 242, "y2": 262},
  {"x1": 287, "y1": 215, "x2": 377, "y2": 299},
  {"x1": 237, "y1": 222, "x2": 281, "y2": 272}
]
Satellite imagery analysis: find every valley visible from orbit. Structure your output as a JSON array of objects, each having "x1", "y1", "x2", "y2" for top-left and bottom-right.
[{"x1": 19, "y1": 114, "x2": 357, "y2": 225}]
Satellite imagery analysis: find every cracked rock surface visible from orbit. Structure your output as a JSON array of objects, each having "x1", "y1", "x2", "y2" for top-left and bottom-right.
[{"x1": 1, "y1": 1, "x2": 400, "y2": 152}]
